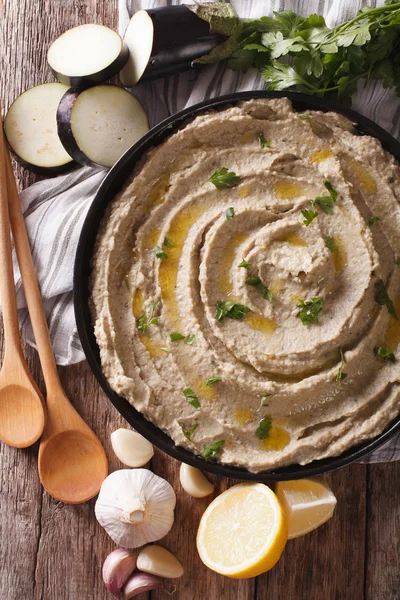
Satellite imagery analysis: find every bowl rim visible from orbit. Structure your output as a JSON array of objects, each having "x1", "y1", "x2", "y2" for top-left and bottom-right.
[{"x1": 74, "y1": 90, "x2": 400, "y2": 481}]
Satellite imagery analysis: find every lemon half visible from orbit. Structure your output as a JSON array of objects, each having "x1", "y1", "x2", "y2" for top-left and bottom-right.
[{"x1": 196, "y1": 483, "x2": 288, "y2": 578}]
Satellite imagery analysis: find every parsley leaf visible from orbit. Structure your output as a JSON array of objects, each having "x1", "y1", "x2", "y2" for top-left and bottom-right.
[
  {"x1": 375, "y1": 279, "x2": 398, "y2": 319},
  {"x1": 183, "y1": 423, "x2": 199, "y2": 441},
  {"x1": 325, "y1": 236, "x2": 337, "y2": 252},
  {"x1": 302, "y1": 208, "x2": 318, "y2": 226},
  {"x1": 209, "y1": 168, "x2": 241, "y2": 190},
  {"x1": 297, "y1": 297, "x2": 324, "y2": 326},
  {"x1": 336, "y1": 349, "x2": 347, "y2": 384},
  {"x1": 164, "y1": 237, "x2": 175, "y2": 247},
  {"x1": 155, "y1": 246, "x2": 168, "y2": 260},
  {"x1": 206, "y1": 377, "x2": 222, "y2": 386},
  {"x1": 215, "y1": 300, "x2": 251, "y2": 322},
  {"x1": 374, "y1": 345, "x2": 396, "y2": 363},
  {"x1": 226, "y1": 206, "x2": 235, "y2": 220},
  {"x1": 170, "y1": 332, "x2": 185, "y2": 342},
  {"x1": 368, "y1": 215, "x2": 381, "y2": 226},
  {"x1": 202, "y1": 440, "x2": 225, "y2": 458},
  {"x1": 238, "y1": 258, "x2": 252, "y2": 270},
  {"x1": 258, "y1": 131, "x2": 271, "y2": 149},
  {"x1": 256, "y1": 416, "x2": 272, "y2": 439},
  {"x1": 396, "y1": 258, "x2": 400, "y2": 267},
  {"x1": 183, "y1": 388, "x2": 201, "y2": 410},
  {"x1": 136, "y1": 301, "x2": 159, "y2": 333},
  {"x1": 184, "y1": 333, "x2": 196, "y2": 345},
  {"x1": 170, "y1": 332, "x2": 196, "y2": 345},
  {"x1": 258, "y1": 392, "x2": 272, "y2": 411},
  {"x1": 323, "y1": 180, "x2": 338, "y2": 202},
  {"x1": 245, "y1": 276, "x2": 272, "y2": 300},
  {"x1": 312, "y1": 196, "x2": 335, "y2": 214}
]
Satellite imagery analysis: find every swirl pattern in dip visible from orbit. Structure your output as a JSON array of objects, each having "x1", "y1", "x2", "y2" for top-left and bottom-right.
[{"x1": 91, "y1": 98, "x2": 400, "y2": 471}]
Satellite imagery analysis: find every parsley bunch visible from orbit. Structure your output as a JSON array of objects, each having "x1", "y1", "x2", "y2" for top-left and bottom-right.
[{"x1": 190, "y1": 1, "x2": 400, "y2": 103}]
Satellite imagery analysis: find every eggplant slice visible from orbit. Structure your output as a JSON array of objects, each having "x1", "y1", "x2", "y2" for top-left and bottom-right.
[
  {"x1": 48, "y1": 24, "x2": 128, "y2": 87},
  {"x1": 119, "y1": 10, "x2": 154, "y2": 88},
  {"x1": 57, "y1": 85, "x2": 149, "y2": 168},
  {"x1": 4, "y1": 83, "x2": 74, "y2": 174}
]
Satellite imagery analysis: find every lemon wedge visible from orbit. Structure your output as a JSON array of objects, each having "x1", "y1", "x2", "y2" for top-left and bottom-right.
[
  {"x1": 276, "y1": 477, "x2": 337, "y2": 539},
  {"x1": 196, "y1": 483, "x2": 288, "y2": 578}
]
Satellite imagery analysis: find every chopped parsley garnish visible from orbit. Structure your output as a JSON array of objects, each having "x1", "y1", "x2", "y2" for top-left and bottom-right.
[
  {"x1": 256, "y1": 416, "x2": 272, "y2": 440},
  {"x1": 209, "y1": 168, "x2": 241, "y2": 190},
  {"x1": 154, "y1": 245, "x2": 168, "y2": 260},
  {"x1": 215, "y1": 300, "x2": 251, "y2": 322},
  {"x1": 368, "y1": 215, "x2": 381, "y2": 226},
  {"x1": 258, "y1": 131, "x2": 271, "y2": 149},
  {"x1": 312, "y1": 196, "x2": 335, "y2": 215},
  {"x1": 206, "y1": 377, "x2": 222, "y2": 386},
  {"x1": 136, "y1": 301, "x2": 159, "y2": 333},
  {"x1": 184, "y1": 333, "x2": 196, "y2": 345},
  {"x1": 226, "y1": 206, "x2": 235, "y2": 220},
  {"x1": 202, "y1": 440, "x2": 225, "y2": 458},
  {"x1": 297, "y1": 113, "x2": 313, "y2": 120},
  {"x1": 163, "y1": 237, "x2": 175, "y2": 247},
  {"x1": 374, "y1": 346, "x2": 396, "y2": 363},
  {"x1": 336, "y1": 349, "x2": 347, "y2": 384},
  {"x1": 258, "y1": 392, "x2": 272, "y2": 411},
  {"x1": 170, "y1": 332, "x2": 196, "y2": 345},
  {"x1": 170, "y1": 332, "x2": 185, "y2": 342},
  {"x1": 124, "y1": 276, "x2": 131, "y2": 291},
  {"x1": 182, "y1": 388, "x2": 201, "y2": 410},
  {"x1": 297, "y1": 297, "x2": 324, "y2": 326},
  {"x1": 238, "y1": 258, "x2": 252, "y2": 270},
  {"x1": 375, "y1": 280, "x2": 398, "y2": 320},
  {"x1": 324, "y1": 236, "x2": 337, "y2": 253},
  {"x1": 245, "y1": 276, "x2": 272, "y2": 301},
  {"x1": 396, "y1": 258, "x2": 400, "y2": 267},
  {"x1": 302, "y1": 208, "x2": 318, "y2": 226},
  {"x1": 323, "y1": 180, "x2": 338, "y2": 202},
  {"x1": 183, "y1": 423, "x2": 198, "y2": 441}
]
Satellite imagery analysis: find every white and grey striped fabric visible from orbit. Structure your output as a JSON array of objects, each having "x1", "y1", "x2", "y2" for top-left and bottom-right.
[{"x1": 13, "y1": 0, "x2": 400, "y2": 461}]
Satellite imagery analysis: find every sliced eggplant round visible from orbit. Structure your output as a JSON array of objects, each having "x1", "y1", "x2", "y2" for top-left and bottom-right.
[
  {"x1": 48, "y1": 24, "x2": 129, "y2": 87},
  {"x1": 4, "y1": 83, "x2": 74, "y2": 174},
  {"x1": 57, "y1": 85, "x2": 149, "y2": 168},
  {"x1": 119, "y1": 10, "x2": 154, "y2": 88}
]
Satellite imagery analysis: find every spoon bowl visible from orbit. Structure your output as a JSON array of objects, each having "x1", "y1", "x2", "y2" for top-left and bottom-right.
[
  {"x1": 39, "y1": 428, "x2": 108, "y2": 503},
  {"x1": 0, "y1": 356, "x2": 46, "y2": 449}
]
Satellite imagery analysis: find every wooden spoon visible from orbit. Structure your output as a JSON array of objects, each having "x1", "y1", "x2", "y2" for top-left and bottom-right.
[
  {"x1": 0, "y1": 104, "x2": 46, "y2": 448},
  {"x1": 3, "y1": 130, "x2": 108, "y2": 503}
]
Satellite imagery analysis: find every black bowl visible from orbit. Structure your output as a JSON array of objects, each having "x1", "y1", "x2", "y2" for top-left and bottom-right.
[{"x1": 74, "y1": 90, "x2": 400, "y2": 481}]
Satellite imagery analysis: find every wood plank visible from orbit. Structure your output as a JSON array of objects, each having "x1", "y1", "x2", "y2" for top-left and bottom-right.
[
  {"x1": 365, "y1": 462, "x2": 400, "y2": 600},
  {"x1": 33, "y1": 361, "x2": 129, "y2": 600},
  {"x1": 256, "y1": 464, "x2": 367, "y2": 600},
  {"x1": 151, "y1": 450, "x2": 255, "y2": 600},
  {"x1": 0, "y1": 326, "x2": 43, "y2": 600}
]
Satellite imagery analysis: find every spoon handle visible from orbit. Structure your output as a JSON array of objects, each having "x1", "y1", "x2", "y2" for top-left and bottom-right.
[
  {"x1": 0, "y1": 102, "x2": 23, "y2": 351},
  {"x1": 3, "y1": 133, "x2": 62, "y2": 396}
]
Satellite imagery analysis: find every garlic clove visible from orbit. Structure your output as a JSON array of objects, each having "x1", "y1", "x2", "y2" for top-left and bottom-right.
[
  {"x1": 122, "y1": 572, "x2": 166, "y2": 599},
  {"x1": 95, "y1": 469, "x2": 176, "y2": 548},
  {"x1": 137, "y1": 545, "x2": 184, "y2": 579},
  {"x1": 102, "y1": 549, "x2": 137, "y2": 597},
  {"x1": 179, "y1": 463, "x2": 214, "y2": 498},
  {"x1": 111, "y1": 428, "x2": 154, "y2": 467}
]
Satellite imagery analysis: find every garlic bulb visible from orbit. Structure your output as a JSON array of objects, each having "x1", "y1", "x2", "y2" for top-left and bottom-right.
[
  {"x1": 111, "y1": 428, "x2": 154, "y2": 467},
  {"x1": 179, "y1": 463, "x2": 214, "y2": 498},
  {"x1": 95, "y1": 469, "x2": 176, "y2": 548},
  {"x1": 137, "y1": 545, "x2": 184, "y2": 579},
  {"x1": 102, "y1": 549, "x2": 137, "y2": 597}
]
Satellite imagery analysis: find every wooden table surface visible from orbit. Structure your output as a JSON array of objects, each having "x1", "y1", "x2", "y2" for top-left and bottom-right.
[{"x1": 1, "y1": 1, "x2": 399, "y2": 599}]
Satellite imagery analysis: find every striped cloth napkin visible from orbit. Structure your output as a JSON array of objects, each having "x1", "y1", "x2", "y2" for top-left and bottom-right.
[{"x1": 13, "y1": 0, "x2": 400, "y2": 461}]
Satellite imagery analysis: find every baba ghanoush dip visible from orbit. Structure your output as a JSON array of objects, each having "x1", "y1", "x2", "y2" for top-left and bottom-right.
[{"x1": 91, "y1": 98, "x2": 400, "y2": 471}]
